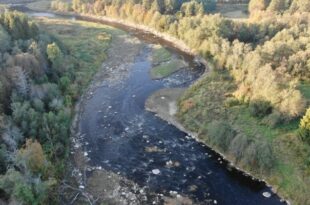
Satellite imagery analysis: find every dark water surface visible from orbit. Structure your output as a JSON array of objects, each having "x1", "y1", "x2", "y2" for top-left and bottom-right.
[
  {"x1": 13, "y1": 6, "x2": 286, "y2": 204},
  {"x1": 78, "y1": 46, "x2": 283, "y2": 204}
]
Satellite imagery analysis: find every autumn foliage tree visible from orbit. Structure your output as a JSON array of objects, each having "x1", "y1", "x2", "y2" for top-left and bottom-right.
[
  {"x1": 16, "y1": 139, "x2": 47, "y2": 175},
  {"x1": 299, "y1": 108, "x2": 310, "y2": 144}
]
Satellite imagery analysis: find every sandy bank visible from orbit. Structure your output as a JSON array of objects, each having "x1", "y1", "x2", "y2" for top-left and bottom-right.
[{"x1": 145, "y1": 88, "x2": 198, "y2": 138}]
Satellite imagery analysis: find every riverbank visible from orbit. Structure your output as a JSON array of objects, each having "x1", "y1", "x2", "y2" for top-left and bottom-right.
[
  {"x1": 145, "y1": 88, "x2": 197, "y2": 138},
  {"x1": 145, "y1": 87, "x2": 290, "y2": 204}
]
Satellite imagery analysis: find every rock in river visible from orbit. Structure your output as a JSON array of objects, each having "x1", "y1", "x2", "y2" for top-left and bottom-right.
[
  {"x1": 263, "y1": 192, "x2": 271, "y2": 198},
  {"x1": 152, "y1": 169, "x2": 160, "y2": 175}
]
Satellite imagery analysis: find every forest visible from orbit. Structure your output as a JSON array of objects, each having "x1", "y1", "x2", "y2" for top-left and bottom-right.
[
  {"x1": 0, "y1": 11, "x2": 67, "y2": 204},
  {"x1": 0, "y1": 0, "x2": 309, "y2": 204},
  {"x1": 0, "y1": 10, "x2": 111, "y2": 204}
]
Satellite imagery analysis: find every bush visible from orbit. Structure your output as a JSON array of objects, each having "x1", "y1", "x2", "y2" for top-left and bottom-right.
[
  {"x1": 243, "y1": 137, "x2": 276, "y2": 173},
  {"x1": 229, "y1": 134, "x2": 250, "y2": 162},
  {"x1": 255, "y1": 139, "x2": 275, "y2": 172},
  {"x1": 262, "y1": 110, "x2": 284, "y2": 127},
  {"x1": 299, "y1": 107, "x2": 310, "y2": 144},
  {"x1": 249, "y1": 100, "x2": 272, "y2": 118},
  {"x1": 207, "y1": 120, "x2": 236, "y2": 151},
  {"x1": 224, "y1": 97, "x2": 240, "y2": 107}
]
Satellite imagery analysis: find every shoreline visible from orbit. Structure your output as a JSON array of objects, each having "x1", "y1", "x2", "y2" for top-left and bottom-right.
[{"x1": 145, "y1": 88, "x2": 290, "y2": 205}]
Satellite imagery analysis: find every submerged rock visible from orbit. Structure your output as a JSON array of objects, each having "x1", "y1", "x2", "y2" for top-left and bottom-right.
[
  {"x1": 79, "y1": 185, "x2": 85, "y2": 189},
  {"x1": 263, "y1": 192, "x2": 271, "y2": 198},
  {"x1": 152, "y1": 169, "x2": 160, "y2": 175},
  {"x1": 145, "y1": 146, "x2": 164, "y2": 153}
]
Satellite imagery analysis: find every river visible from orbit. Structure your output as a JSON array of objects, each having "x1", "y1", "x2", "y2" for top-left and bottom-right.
[{"x1": 12, "y1": 6, "x2": 286, "y2": 205}]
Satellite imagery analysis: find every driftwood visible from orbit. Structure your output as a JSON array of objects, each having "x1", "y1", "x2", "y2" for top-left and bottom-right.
[{"x1": 60, "y1": 181, "x2": 99, "y2": 205}]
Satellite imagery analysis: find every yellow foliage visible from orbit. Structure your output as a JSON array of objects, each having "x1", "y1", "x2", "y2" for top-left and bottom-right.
[
  {"x1": 300, "y1": 107, "x2": 310, "y2": 130},
  {"x1": 18, "y1": 139, "x2": 46, "y2": 174}
]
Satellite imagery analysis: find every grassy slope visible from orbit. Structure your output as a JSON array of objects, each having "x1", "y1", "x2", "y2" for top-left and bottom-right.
[{"x1": 177, "y1": 70, "x2": 310, "y2": 204}]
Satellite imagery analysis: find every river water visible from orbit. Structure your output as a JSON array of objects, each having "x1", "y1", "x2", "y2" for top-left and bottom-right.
[
  {"x1": 14, "y1": 6, "x2": 286, "y2": 204},
  {"x1": 77, "y1": 47, "x2": 283, "y2": 204}
]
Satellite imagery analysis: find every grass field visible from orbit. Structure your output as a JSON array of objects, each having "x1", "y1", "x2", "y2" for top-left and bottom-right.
[
  {"x1": 151, "y1": 45, "x2": 172, "y2": 65},
  {"x1": 177, "y1": 70, "x2": 310, "y2": 204},
  {"x1": 150, "y1": 59, "x2": 186, "y2": 79}
]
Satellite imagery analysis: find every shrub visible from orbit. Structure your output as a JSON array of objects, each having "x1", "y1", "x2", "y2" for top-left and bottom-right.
[
  {"x1": 255, "y1": 139, "x2": 275, "y2": 172},
  {"x1": 229, "y1": 134, "x2": 250, "y2": 162},
  {"x1": 299, "y1": 107, "x2": 310, "y2": 144},
  {"x1": 300, "y1": 108, "x2": 310, "y2": 130},
  {"x1": 207, "y1": 120, "x2": 236, "y2": 151},
  {"x1": 243, "y1": 137, "x2": 276, "y2": 173},
  {"x1": 262, "y1": 110, "x2": 284, "y2": 127},
  {"x1": 46, "y1": 43, "x2": 63, "y2": 72},
  {"x1": 224, "y1": 97, "x2": 240, "y2": 107},
  {"x1": 249, "y1": 100, "x2": 272, "y2": 118}
]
